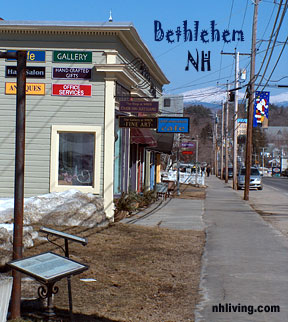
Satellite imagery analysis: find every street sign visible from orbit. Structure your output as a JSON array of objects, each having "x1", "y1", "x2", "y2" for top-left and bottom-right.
[
  {"x1": 119, "y1": 116, "x2": 157, "y2": 128},
  {"x1": 157, "y1": 117, "x2": 189, "y2": 133},
  {"x1": 119, "y1": 101, "x2": 159, "y2": 113}
]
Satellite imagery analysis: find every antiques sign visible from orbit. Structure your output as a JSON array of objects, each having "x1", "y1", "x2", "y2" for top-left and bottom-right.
[
  {"x1": 53, "y1": 67, "x2": 92, "y2": 79},
  {"x1": 119, "y1": 116, "x2": 157, "y2": 128},
  {"x1": 119, "y1": 101, "x2": 159, "y2": 113},
  {"x1": 52, "y1": 84, "x2": 92, "y2": 97},
  {"x1": 53, "y1": 51, "x2": 92, "y2": 63},
  {"x1": 5, "y1": 66, "x2": 45, "y2": 78},
  {"x1": 5, "y1": 82, "x2": 45, "y2": 95}
]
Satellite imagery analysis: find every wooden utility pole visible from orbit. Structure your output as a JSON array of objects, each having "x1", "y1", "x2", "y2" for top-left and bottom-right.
[
  {"x1": 220, "y1": 102, "x2": 224, "y2": 180},
  {"x1": 244, "y1": 0, "x2": 259, "y2": 200},
  {"x1": 225, "y1": 86, "x2": 229, "y2": 184}
]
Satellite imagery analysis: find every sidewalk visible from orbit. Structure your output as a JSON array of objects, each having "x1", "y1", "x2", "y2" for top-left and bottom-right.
[
  {"x1": 196, "y1": 175, "x2": 288, "y2": 322},
  {"x1": 123, "y1": 176, "x2": 288, "y2": 321}
]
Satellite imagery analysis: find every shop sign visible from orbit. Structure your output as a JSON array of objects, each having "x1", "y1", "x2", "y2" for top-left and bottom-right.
[
  {"x1": 182, "y1": 151, "x2": 193, "y2": 155},
  {"x1": 52, "y1": 67, "x2": 92, "y2": 80},
  {"x1": 5, "y1": 66, "x2": 45, "y2": 78},
  {"x1": 52, "y1": 84, "x2": 92, "y2": 97},
  {"x1": 181, "y1": 142, "x2": 195, "y2": 148},
  {"x1": 119, "y1": 116, "x2": 157, "y2": 128},
  {"x1": 53, "y1": 51, "x2": 92, "y2": 63},
  {"x1": 119, "y1": 101, "x2": 159, "y2": 113},
  {"x1": 5, "y1": 82, "x2": 45, "y2": 95},
  {"x1": 6, "y1": 50, "x2": 45, "y2": 62},
  {"x1": 157, "y1": 117, "x2": 190, "y2": 133}
]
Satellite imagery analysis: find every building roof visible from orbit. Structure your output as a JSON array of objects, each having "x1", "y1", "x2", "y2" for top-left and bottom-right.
[{"x1": 0, "y1": 20, "x2": 169, "y2": 86}]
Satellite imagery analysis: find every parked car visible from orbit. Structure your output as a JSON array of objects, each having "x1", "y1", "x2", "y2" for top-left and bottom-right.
[
  {"x1": 237, "y1": 167, "x2": 263, "y2": 190},
  {"x1": 218, "y1": 167, "x2": 233, "y2": 179}
]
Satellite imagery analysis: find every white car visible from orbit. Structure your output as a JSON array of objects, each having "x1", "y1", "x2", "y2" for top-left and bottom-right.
[{"x1": 237, "y1": 167, "x2": 263, "y2": 190}]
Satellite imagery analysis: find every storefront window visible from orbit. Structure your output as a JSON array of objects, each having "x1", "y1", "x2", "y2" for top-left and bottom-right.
[
  {"x1": 50, "y1": 125, "x2": 101, "y2": 194},
  {"x1": 58, "y1": 133, "x2": 94, "y2": 186}
]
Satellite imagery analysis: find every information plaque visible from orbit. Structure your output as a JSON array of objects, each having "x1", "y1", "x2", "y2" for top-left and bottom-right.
[{"x1": 7, "y1": 252, "x2": 88, "y2": 284}]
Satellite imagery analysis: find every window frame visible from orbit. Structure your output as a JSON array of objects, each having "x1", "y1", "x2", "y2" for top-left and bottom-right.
[{"x1": 50, "y1": 125, "x2": 102, "y2": 194}]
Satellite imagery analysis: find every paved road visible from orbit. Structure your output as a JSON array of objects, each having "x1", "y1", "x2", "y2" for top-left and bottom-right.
[{"x1": 263, "y1": 176, "x2": 288, "y2": 193}]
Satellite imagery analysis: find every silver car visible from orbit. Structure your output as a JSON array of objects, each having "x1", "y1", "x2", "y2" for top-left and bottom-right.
[{"x1": 237, "y1": 167, "x2": 263, "y2": 190}]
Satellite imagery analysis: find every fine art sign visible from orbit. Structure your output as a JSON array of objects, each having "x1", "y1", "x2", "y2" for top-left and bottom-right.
[
  {"x1": 53, "y1": 67, "x2": 92, "y2": 80},
  {"x1": 119, "y1": 101, "x2": 159, "y2": 113},
  {"x1": 157, "y1": 117, "x2": 190, "y2": 133},
  {"x1": 52, "y1": 84, "x2": 92, "y2": 97},
  {"x1": 5, "y1": 82, "x2": 45, "y2": 95},
  {"x1": 5, "y1": 66, "x2": 45, "y2": 78},
  {"x1": 119, "y1": 116, "x2": 157, "y2": 128},
  {"x1": 53, "y1": 51, "x2": 92, "y2": 63}
]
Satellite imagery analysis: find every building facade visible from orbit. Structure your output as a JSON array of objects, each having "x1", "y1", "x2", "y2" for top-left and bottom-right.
[{"x1": 0, "y1": 20, "x2": 169, "y2": 219}]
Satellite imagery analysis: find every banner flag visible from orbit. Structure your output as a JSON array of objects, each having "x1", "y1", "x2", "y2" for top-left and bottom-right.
[{"x1": 253, "y1": 91, "x2": 270, "y2": 128}]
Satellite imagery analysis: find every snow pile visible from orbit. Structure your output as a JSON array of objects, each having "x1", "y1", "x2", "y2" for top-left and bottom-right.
[
  {"x1": 0, "y1": 189, "x2": 106, "y2": 227},
  {"x1": 0, "y1": 190, "x2": 106, "y2": 265}
]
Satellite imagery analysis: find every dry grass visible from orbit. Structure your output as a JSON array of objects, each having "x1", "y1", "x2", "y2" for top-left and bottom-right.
[{"x1": 19, "y1": 222, "x2": 205, "y2": 322}]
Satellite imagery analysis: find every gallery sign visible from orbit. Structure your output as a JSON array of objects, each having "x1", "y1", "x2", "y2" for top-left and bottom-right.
[
  {"x1": 157, "y1": 117, "x2": 190, "y2": 133},
  {"x1": 6, "y1": 50, "x2": 45, "y2": 62},
  {"x1": 119, "y1": 116, "x2": 157, "y2": 128},
  {"x1": 5, "y1": 66, "x2": 46, "y2": 78},
  {"x1": 52, "y1": 84, "x2": 92, "y2": 97},
  {"x1": 119, "y1": 101, "x2": 159, "y2": 113},
  {"x1": 53, "y1": 51, "x2": 92, "y2": 63},
  {"x1": 5, "y1": 83, "x2": 45, "y2": 95},
  {"x1": 52, "y1": 67, "x2": 92, "y2": 80}
]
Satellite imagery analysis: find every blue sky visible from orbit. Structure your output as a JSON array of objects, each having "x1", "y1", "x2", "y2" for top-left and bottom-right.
[{"x1": 1, "y1": 0, "x2": 287, "y2": 103}]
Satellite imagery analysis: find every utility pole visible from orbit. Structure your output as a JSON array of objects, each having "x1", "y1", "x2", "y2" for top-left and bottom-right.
[
  {"x1": 220, "y1": 102, "x2": 224, "y2": 180},
  {"x1": 244, "y1": 0, "x2": 259, "y2": 200},
  {"x1": 225, "y1": 85, "x2": 229, "y2": 184},
  {"x1": 221, "y1": 50, "x2": 250, "y2": 189},
  {"x1": 214, "y1": 113, "x2": 218, "y2": 177}
]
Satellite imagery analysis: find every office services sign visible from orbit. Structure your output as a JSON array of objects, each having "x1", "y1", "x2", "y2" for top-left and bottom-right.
[
  {"x1": 119, "y1": 116, "x2": 157, "y2": 128},
  {"x1": 52, "y1": 84, "x2": 92, "y2": 97},
  {"x1": 182, "y1": 151, "x2": 193, "y2": 155},
  {"x1": 6, "y1": 50, "x2": 45, "y2": 62},
  {"x1": 119, "y1": 101, "x2": 159, "y2": 113},
  {"x1": 5, "y1": 82, "x2": 45, "y2": 95},
  {"x1": 5, "y1": 66, "x2": 45, "y2": 78},
  {"x1": 157, "y1": 117, "x2": 190, "y2": 133},
  {"x1": 53, "y1": 51, "x2": 92, "y2": 63},
  {"x1": 53, "y1": 67, "x2": 92, "y2": 79}
]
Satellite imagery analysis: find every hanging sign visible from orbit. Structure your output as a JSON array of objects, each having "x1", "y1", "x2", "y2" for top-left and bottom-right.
[
  {"x1": 52, "y1": 67, "x2": 92, "y2": 80},
  {"x1": 157, "y1": 117, "x2": 190, "y2": 133},
  {"x1": 181, "y1": 142, "x2": 195, "y2": 148},
  {"x1": 52, "y1": 84, "x2": 92, "y2": 97},
  {"x1": 253, "y1": 91, "x2": 270, "y2": 128},
  {"x1": 6, "y1": 50, "x2": 46, "y2": 62},
  {"x1": 5, "y1": 66, "x2": 46, "y2": 78},
  {"x1": 119, "y1": 116, "x2": 157, "y2": 128},
  {"x1": 53, "y1": 51, "x2": 92, "y2": 63},
  {"x1": 5, "y1": 82, "x2": 45, "y2": 95},
  {"x1": 119, "y1": 101, "x2": 159, "y2": 113}
]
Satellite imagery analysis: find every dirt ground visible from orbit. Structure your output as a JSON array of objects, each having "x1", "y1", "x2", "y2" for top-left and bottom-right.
[{"x1": 8, "y1": 184, "x2": 206, "y2": 322}]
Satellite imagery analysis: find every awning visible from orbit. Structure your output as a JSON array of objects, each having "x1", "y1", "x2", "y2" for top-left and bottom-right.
[
  {"x1": 130, "y1": 128, "x2": 157, "y2": 147},
  {"x1": 149, "y1": 132, "x2": 174, "y2": 154}
]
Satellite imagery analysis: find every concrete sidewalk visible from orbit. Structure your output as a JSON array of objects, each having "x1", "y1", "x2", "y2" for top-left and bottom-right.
[{"x1": 196, "y1": 176, "x2": 288, "y2": 322}]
